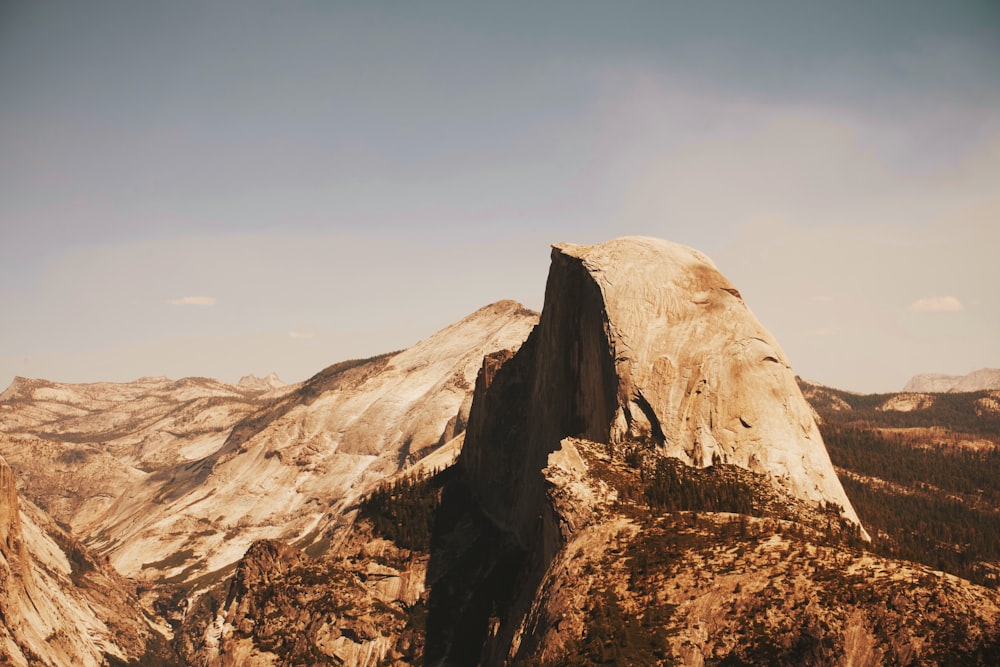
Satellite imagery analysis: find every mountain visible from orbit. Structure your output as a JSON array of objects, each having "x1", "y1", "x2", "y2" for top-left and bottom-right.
[
  {"x1": 904, "y1": 368, "x2": 1000, "y2": 393},
  {"x1": 0, "y1": 300, "x2": 536, "y2": 665},
  {"x1": 0, "y1": 301, "x2": 537, "y2": 590},
  {"x1": 425, "y1": 237, "x2": 999, "y2": 665},
  {"x1": 0, "y1": 455, "x2": 178, "y2": 666},
  {"x1": 237, "y1": 372, "x2": 287, "y2": 392}
]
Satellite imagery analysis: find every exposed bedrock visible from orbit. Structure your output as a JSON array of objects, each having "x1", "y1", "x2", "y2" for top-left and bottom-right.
[{"x1": 426, "y1": 237, "x2": 865, "y2": 665}]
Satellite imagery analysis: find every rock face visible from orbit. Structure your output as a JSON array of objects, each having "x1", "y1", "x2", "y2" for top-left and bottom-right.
[
  {"x1": 428, "y1": 237, "x2": 865, "y2": 664},
  {"x1": 568, "y1": 238, "x2": 859, "y2": 519},
  {"x1": 0, "y1": 300, "x2": 538, "y2": 585},
  {"x1": 237, "y1": 372, "x2": 287, "y2": 392},
  {"x1": 178, "y1": 526, "x2": 429, "y2": 666},
  {"x1": 459, "y1": 238, "x2": 860, "y2": 538},
  {"x1": 0, "y1": 455, "x2": 175, "y2": 666},
  {"x1": 0, "y1": 456, "x2": 22, "y2": 554},
  {"x1": 904, "y1": 369, "x2": 1000, "y2": 393}
]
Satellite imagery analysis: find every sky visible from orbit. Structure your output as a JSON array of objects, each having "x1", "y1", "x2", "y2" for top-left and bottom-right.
[{"x1": 1, "y1": 1, "x2": 998, "y2": 394}]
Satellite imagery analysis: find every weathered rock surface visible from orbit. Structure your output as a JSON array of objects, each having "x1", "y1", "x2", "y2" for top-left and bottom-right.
[
  {"x1": 178, "y1": 525, "x2": 429, "y2": 667},
  {"x1": 904, "y1": 369, "x2": 1000, "y2": 393},
  {"x1": 561, "y1": 237, "x2": 860, "y2": 521},
  {"x1": 0, "y1": 455, "x2": 176, "y2": 666},
  {"x1": 237, "y1": 372, "x2": 287, "y2": 392},
  {"x1": 877, "y1": 392, "x2": 936, "y2": 412},
  {"x1": 519, "y1": 441, "x2": 1000, "y2": 666},
  {"x1": 0, "y1": 374, "x2": 293, "y2": 535},
  {"x1": 0, "y1": 300, "x2": 537, "y2": 586},
  {"x1": 428, "y1": 236, "x2": 866, "y2": 664}
]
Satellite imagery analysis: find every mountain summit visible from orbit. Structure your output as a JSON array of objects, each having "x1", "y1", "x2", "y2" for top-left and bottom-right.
[
  {"x1": 557, "y1": 237, "x2": 860, "y2": 521},
  {"x1": 429, "y1": 236, "x2": 867, "y2": 663},
  {"x1": 237, "y1": 372, "x2": 286, "y2": 392},
  {"x1": 459, "y1": 237, "x2": 861, "y2": 536}
]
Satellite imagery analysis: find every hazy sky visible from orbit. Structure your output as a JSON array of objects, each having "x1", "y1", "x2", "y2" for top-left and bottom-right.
[{"x1": 1, "y1": 1, "x2": 998, "y2": 393}]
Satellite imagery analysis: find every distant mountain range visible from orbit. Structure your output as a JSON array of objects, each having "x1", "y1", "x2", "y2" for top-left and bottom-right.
[{"x1": 903, "y1": 368, "x2": 1000, "y2": 393}]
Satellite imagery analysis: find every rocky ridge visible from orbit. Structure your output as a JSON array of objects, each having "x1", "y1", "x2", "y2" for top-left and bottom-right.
[
  {"x1": 0, "y1": 301, "x2": 537, "y2": 586},
  {"x1": 904, "y1": 369, "x2": 1000, "y2": 393},
  {"x1": 237, "y1": 372, "x2": 287, "y2": 392},
  {"x1": 0, "y1": 455, "x2": 175, "y2": 666}
]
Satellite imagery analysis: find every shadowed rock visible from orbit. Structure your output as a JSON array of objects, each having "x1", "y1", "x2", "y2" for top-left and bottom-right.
[{"x1": 428, "y1": 236, "x2": 866, "y2": 665}]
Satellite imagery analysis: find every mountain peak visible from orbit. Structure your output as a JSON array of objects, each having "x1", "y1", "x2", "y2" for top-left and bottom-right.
[
  {"x1": 0, "y1": 376, "x2": 50, "y2": 402},
  {"x1": 237, "y1": 372, "x2": 286, "y2": 392},
  {"x1": 462, "y1": 236, "x2": 861, "y2": 534},
  {"x1": 429, "y1": 237, "x2": 868, "y2": 663}
]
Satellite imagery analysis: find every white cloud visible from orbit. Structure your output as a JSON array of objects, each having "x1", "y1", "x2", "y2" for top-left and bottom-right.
[
  {"x1": 909, "y1": 296, "x2": 964, "y2": 313},
  {"x1": 168, "y1": 295, "x2": 216, "y2": 306},
  {"x1": 288, "y1": 330, "x2": 315, "y2": 340}
]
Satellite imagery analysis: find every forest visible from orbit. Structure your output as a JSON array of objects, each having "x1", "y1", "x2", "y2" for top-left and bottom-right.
[
  {"x1": 358, "y1": 467, "x2": 450, "y2": 553},
  {"x1": 820, "y1": 420, "x2": 1000, "y2": 587}
]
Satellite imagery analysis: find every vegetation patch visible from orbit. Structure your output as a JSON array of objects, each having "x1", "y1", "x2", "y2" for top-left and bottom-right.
[
  {"x1": 820, "y1": 421, "x2": 1000, "y2": 587},
  {"x1": 359, "y1": 466, "x2": 454, "y2": 553}
]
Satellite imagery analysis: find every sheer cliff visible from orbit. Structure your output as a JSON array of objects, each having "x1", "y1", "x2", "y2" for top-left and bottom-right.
[
  {"x1": 0, "y1": 456, "x2": 177, "y2": 666},
  {"x1": 427, "y1": 237, "x2": 876, "y2": 664},
  {"x1": 455, "y1": 239, "x2": 860, "y2": 548}
]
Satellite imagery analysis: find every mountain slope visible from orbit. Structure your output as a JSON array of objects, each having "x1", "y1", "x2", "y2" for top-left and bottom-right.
[
  {"x1": 508, "y1": 439, "x2": 1000, "y2": 665},
  {"x1": 799, "y1": 378, "x2": 1000, "y2": 588},
  {"x1": 0, "y1": 455, "x2": 177, "y2": 666},
  {"x1": 0, "y1": 300, "x2": 538, "y2": 587},
  {"x1": 0, "y1": 375, "x2": 292, "y2": 534},
  {"x1": 425, "y1": 237, "x2": 1000, "y2": 665}
]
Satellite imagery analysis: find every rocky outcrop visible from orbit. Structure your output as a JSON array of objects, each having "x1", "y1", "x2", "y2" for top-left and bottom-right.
[
  {"x1": 461, "y1": 237, "x2": 859, "y2": 537},
  {"x1": 0, "y1": 456, "x2": 22, "y2": 554},
  {"x1": 237, "y1": 372, "x2": 287, "y2": 392},
  {"x1": 179, "y1": 529, "x2": 429, "y2": 666},
  {"x1": 523, "y1": 442, "x2": 1000, "y2": 666},
  {"x1": 428, "y1": 237, "x2": 865, "y2": 664},
  {"x1": 566, "y1": 238, "x2": 859, "y2": 518},
  {"x1": 904, "y1": 369, "x2": 1000, "y2": 393},
  {"x1": 0, "y1": 456, "x2": 177, "y2": 666}
]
